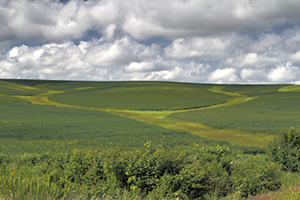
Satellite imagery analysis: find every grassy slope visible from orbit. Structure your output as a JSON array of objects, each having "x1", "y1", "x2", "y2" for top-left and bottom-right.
[
  {"x1": 2, "y1": 80, "x2": 298, "y2": 150},
  {"x1": 279, "y1": 84, "x2": 300, "y2": 92},
  {"x1": 12, "y1": 80, "x2": 274, "y2": 147},
  {"x1": 170, "y1": 85, "x2": 300, "y2": 135},
  {"x1": 48, "y1": 81, "x2": 232, "y2": 110},
  {"x1": 0, "y1": 80, "x2": 230, "y2": 155},
  {"x1": 0, "y1": 80, "x2": 281, "y2": 149}
]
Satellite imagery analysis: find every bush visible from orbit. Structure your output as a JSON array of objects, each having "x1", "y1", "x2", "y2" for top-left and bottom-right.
[
  {"x1": 0, "y1": 144, "x2": 282, "y2": 199},
  {"x1": 231, "y1": 156, "x2": 282, "y2": 198},
  {"x1": 267, "y1": 127, "x2": 300, "y2": 172}
]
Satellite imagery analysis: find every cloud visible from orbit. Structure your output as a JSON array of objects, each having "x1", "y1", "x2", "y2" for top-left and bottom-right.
[
  {"x1": 267, "y1": 62, "x2": 300, "y2": 83},
  {"x1": 1, "y1": 0, "x2": 300, "y2": 43},
  {"x1": 238, "y1": 53, "x2": 279, "y2": 69},
  {"x1": 240, "y1": 68, "x2": 264, "y2": 80},
  {"x1": 0, "y1": 0, "x2": 120, "y2": 43},
  {"x1": 124, "y1": 60, "x2": 168, "y2": 72},
  {"x1": 291, "y1": 51, "x2": 300, "y2": 63},
  {"x1": 209, "y1": 68, "x2": 238, "y2": 83},
  {"x1": 1, "y1": 0, "x2": 300, "y2": 84},
  {"x1": 0, "y1": 36, "x2": 163, "y2": 80},
  {"x1": 164, "y1": 37, "x2": 231, "y2": 60},
  {"x1": 1, "y1": 27, "x2": 300, "y2": 84}
]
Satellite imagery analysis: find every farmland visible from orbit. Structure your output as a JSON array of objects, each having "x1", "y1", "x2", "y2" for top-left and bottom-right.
[
  {"x1": 1, "y1": 81, "x2": 226, "y2": 154},
  {"x1": 1, "y1": 79, "x2": 300, "y2": 199},
  {"x1": 48, "y1": 81, "x2": 232, "y2": 110},
  {"x1": 170, "y1": 84, "x2": 300, "y2": 135}
]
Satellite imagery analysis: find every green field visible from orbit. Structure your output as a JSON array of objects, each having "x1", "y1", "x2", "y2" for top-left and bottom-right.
[
  {"x1": 1, "y1": 79, "x2": 300, "y2": 199},
  {"x1": 47, "y1": 81, "x2": 232, "y2": 110},
  {"x1": 0, "y1": 80, "x2": 233, "y2": 155},
  {"x1": 170, "y1": 84, "x2": 300, "y2": 135},
  {"x1": 2, "y1": 80, "x2": 298, "y2": 151}
]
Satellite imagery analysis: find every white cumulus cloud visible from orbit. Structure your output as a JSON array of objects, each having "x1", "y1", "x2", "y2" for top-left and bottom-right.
[{"x1": 1, "y1": 0, "x2": 300, "y2": 84}]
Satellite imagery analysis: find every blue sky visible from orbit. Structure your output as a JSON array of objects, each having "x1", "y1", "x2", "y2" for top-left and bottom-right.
[{"x1": 0, "y1": 0, "x2": 300, "y2": 84}]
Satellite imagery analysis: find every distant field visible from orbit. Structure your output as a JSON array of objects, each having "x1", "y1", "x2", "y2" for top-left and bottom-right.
[
  {"x1": 48, "y1": 81, "x2": 232, "y2": 110},
  {"x1": 170, "y1": 84, "x2": 300, "y2": 135}
]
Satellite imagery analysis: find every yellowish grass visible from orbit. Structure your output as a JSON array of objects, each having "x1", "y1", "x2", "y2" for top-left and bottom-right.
[
  {"x1": 74, "y1": 86, "x2": 99, "y2": 90},
  {"x1": 278, "y1": 84, "x2": 300, "y2": 92},
  {"x1": 106, "y1": 109, "x2": 274, "y2": 148}
]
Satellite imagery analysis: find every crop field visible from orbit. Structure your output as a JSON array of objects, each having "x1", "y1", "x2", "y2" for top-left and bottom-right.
[
  {"x1": 1, "y1": 80, "x2": 298, "y2": 151},
  {"x1": 170, "y1": 84, "x2": 300, "y2": 135},
  {"x1": 1, "y1": 79, "x2": 300, "y2": 199},
  {"x1": 0, "y1": 96, "x2": 222, "y2": 155},
  {"x1": 48, "y1": 81, "x2": 232, "y2": 110},
  {"x1": 0, "y1": 80, "x2": 233, "y2": 155}
]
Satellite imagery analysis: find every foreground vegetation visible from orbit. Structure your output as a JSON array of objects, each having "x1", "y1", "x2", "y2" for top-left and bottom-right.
[
  {"x1": 1, "y1": 128, "x2": 300, "y2": 199},
  {"x1": 0, "y1": 143, "x2": 281, "y2": 199}
]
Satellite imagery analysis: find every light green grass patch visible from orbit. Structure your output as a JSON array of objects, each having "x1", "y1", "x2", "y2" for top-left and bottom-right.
[
  {"x1": 74, "y1": 86, "x2": 99, "y2": 90},
  {"x1": 278, "y1": 84, "x2": 300, "y2": 92}
]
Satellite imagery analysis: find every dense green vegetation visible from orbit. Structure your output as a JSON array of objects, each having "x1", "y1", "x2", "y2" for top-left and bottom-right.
[
  {"x1": 0, "y1": 144, "x2": 282, "y2": 199},
  {"x1": 268, "y1": 127, "x2": 300, "y2": 172},
  {"x1": 170, "y1": 85, "x2": 300, "y2": 135}
]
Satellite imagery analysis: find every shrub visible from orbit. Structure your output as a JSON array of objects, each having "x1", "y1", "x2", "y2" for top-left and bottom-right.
[
  {"x1": 0, "y1": 144, "x2": 282, "y2": 199},
  {"x1": 231, "y1": 156, "x2": 282, "y2": 198},
  {"x1": 267, "y1": 127, "x2": 300, "y2": 172}
]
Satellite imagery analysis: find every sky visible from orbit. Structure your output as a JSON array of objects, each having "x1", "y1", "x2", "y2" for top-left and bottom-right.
[{"x1": 1, "y1": 0, "x2": 300, "y2": 84}]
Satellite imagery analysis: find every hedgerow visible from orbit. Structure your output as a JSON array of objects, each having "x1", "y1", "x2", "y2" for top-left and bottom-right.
[{"x1": 0, "y1": 143, "x2": 281, "y2": 199}]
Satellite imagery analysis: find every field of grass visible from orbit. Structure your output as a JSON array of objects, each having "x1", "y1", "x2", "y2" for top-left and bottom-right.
[
  {"x1": 1, "y1": 79, "x2": 300, "y2": 199},
  {"x1": 47, "y1": 81, "x2": 232, "y2": 111},
  {"x1": 1, "y1": 94, "x2": 223, "y2": 155},
  {"x1": 170, "y1": 84, "x2": 300, "y2": 135},
  {"x1": 0, "y1": 80, "x2": 234, "y2": 155},
  {"x1": 0, "y1": 80, "x2": 289, "y2": 151}
]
